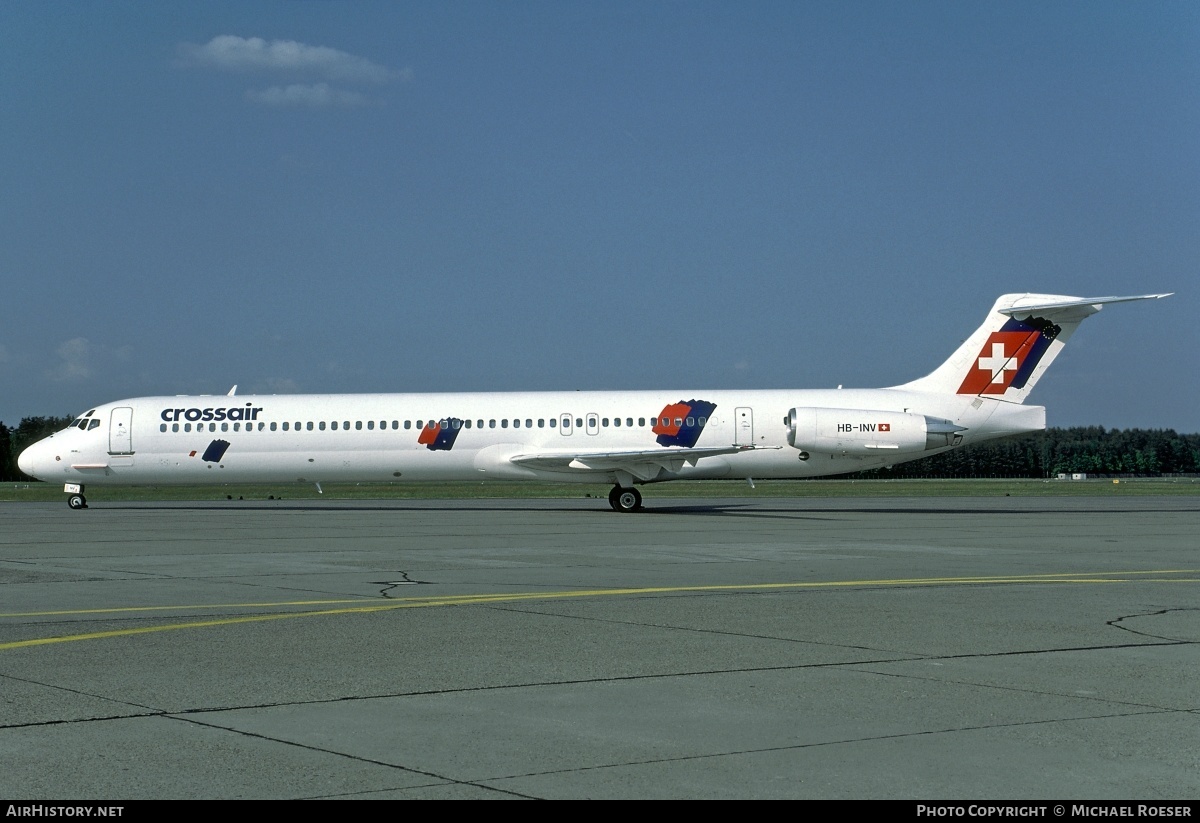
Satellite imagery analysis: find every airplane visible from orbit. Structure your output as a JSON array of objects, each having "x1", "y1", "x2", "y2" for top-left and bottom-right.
[{"x1": 17, "y1": 292, "x2": 1171, "y2": 511}]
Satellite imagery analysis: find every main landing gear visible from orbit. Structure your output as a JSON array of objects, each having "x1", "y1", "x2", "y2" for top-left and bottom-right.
[{"x1": 608, "y1": 486, "x2": 642, "y2": 513}]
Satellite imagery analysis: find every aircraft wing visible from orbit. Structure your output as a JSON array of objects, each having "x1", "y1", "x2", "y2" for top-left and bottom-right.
[{"x1": 511, "y1": 445, "x2": 773, "y2": 482}]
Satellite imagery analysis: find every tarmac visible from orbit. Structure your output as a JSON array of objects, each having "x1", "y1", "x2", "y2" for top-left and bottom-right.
[{"x1": 1, "y1": 495, "x2": 1197, "y2": 799}]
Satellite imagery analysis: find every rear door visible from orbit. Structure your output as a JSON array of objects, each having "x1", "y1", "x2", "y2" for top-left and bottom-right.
[{"x1": 735, "y1": 407, "x2": 754, "y2": 446}]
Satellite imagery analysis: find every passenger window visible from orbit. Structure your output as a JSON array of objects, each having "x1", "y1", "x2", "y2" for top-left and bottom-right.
[
  {"x1": 184, "y1": 423, "x2": 192, "y2": 432},
  {"x1": 525, "y1": 419, "x2": 532, "y2": 428},
  {"x1": 477, "y1": 420, "x2": 484, "y2": 428},
  {"x1": 549, "y1": 418, "x2": 556, "y2": 428},
  {"x1": 576, "y1": 418, "x2": 583, "y2": 427},
  {"x1": 367, "y1": 421, "x2": 374, "y2": 430},
  {"x1": 502, "y1": 419, "x2": 509, "y2": 428},
  {"x1": 357, "y1": 421, "x2": 363, "y2": 430},
  {"x1": 513, "y1": 419, "x2": 520, "y2": 428},
  {"x1": 639, "y1": 418, "x2": 645, "y2": 426},
  {"x1": 172, "y1": 423, "x2": 179, "y2": 432},
  {"x1": 626, "y1": 418, "x2": 633, "y2": 427},
  {"x1": 232, "y1": 423, "x2": 240, "y2": 432},
  {"x1": 489, "y1": 420, "x2": 496, "y2": 428},
  {"x1": 613, "y1": 418, "x2": 621, "y2": 427},
  {"x1": 159, "y1": 424, "x2": 167, "y2": 432},
  {"x1": 331, "y1": 421, "x2": 339, "y2": 430},
  {"x1": 404, "y1": 420, "x2": 411, "y2": 429},
  {"x1": 319, "y1": 422, "x2": 327, "y2": 431},
  {"x1": 686, "y1": 417, "x2": 694, "y2": 426},
  {"x1": 538, "y1": 419, "x2": 545, "y2": 428},
  {"x1": 602, "y1": 418, "x2": 609, "y2": 427},
  {"x1": 675, "y1": 418, "x2": 683, "y2": 427}
]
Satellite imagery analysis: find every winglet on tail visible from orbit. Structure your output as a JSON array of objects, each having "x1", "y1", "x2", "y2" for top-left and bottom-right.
[{"x1": 893, "y1": 292, "x2": 1172, "y2": 403}]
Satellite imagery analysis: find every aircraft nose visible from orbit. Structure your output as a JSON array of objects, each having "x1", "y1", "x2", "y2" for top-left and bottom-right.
[{"x1": 18, "y1": 440, "x2": 49, "y2": 480}]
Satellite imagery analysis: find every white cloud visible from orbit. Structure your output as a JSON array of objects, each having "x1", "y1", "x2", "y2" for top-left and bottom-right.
[
  {"x1": 178, "y1": 35, "x2": 406, "y2": 85},
  {"x1": 49, "y1": 337, "x2": 93, "y2": 381},
  {"x1": 259, "y1": 378, "x2": 300, "y2": 393},
  {"x1": 45, "y1": 338, "x2": 131, "y2": 382},
  {"x1": 245, "y1": 83, "x2": 375, "y2": 109}
]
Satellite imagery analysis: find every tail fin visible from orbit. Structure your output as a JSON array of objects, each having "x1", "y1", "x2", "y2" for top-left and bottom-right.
[{"x1": 893, "y1": 293, "x2": 1171, "y2": 403}]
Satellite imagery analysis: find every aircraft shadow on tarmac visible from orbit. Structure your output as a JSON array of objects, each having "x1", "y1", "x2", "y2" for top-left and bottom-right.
[{"x1": 107, "y1": 500, "x2": 1200, "y2": 520}]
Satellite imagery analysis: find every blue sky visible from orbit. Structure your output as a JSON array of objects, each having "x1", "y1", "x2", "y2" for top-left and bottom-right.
[{"x1": 2, "y1": 1, "x2": 1197, "y2": 431}]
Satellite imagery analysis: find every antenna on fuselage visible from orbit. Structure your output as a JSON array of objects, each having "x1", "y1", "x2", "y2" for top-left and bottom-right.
[{"x1": 227, "y1": 385, "x2": 237, "y2": 396}]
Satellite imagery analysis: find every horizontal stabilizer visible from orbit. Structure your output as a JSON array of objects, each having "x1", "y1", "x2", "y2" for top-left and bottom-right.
[{"x1": 999, "y1": 293, "x2": 1173, "y2": 321}]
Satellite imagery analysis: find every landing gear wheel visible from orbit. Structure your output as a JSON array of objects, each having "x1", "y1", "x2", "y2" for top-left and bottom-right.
[
  {"x1": 67, "y1": 494, "x2": 87, "y2": 510},
  {"x1": 609, "y1": 486, "x2": 642, "y2": 513}
]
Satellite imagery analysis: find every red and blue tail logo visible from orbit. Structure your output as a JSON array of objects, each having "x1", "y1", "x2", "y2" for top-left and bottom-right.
[
  {"x1": 653, "y1": 400, "x2": 717, "y2": 448},
  {"x1": 417, "y1": 419, "x2": 462, "y2": 451},
  {"x1": 958, "y1": 317, "x2": 1061, "y2": 395}
]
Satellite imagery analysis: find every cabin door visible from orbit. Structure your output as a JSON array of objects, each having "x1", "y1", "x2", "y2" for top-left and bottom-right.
[{"x1": 109, "y1": 407, "x2": 134, "y2": 454}]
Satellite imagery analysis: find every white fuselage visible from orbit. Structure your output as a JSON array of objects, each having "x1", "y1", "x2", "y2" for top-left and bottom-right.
[{"x1": 17, "y1": 387, "x2": 1044, "y2": 488}]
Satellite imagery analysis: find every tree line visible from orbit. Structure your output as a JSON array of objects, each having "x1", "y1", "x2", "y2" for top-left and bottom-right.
[
  {"x1": 848, "y1": 426, "x2": 1200, "y2": 479},
  {"x1": 2, "y1": 416, "x2": 1198, "y2": 482},
  {"x1": 2, "y1": 416, "x2": 73, "y2": 482}
]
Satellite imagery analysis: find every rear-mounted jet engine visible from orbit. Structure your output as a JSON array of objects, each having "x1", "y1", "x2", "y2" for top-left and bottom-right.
[{"x1": 786, "y1": 407, "x2": 965, "y2": 457}]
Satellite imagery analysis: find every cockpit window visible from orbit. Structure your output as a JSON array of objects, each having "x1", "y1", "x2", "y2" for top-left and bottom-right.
[{"x1": 67, "y1": 410, "x2": 98, "y2": 431}]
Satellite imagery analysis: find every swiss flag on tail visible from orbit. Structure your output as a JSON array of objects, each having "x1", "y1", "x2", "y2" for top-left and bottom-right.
[{"x1": 957, "y1": 331, "x2": 1040, "y2": 395}]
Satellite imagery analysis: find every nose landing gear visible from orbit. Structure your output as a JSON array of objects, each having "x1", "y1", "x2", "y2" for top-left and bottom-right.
[
  {"x1": 608, "y1": 486, "x2": 642, "y2": 513},
  {"x1": 64, "y1": 484, "x2": 88, "y2": 509}
]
